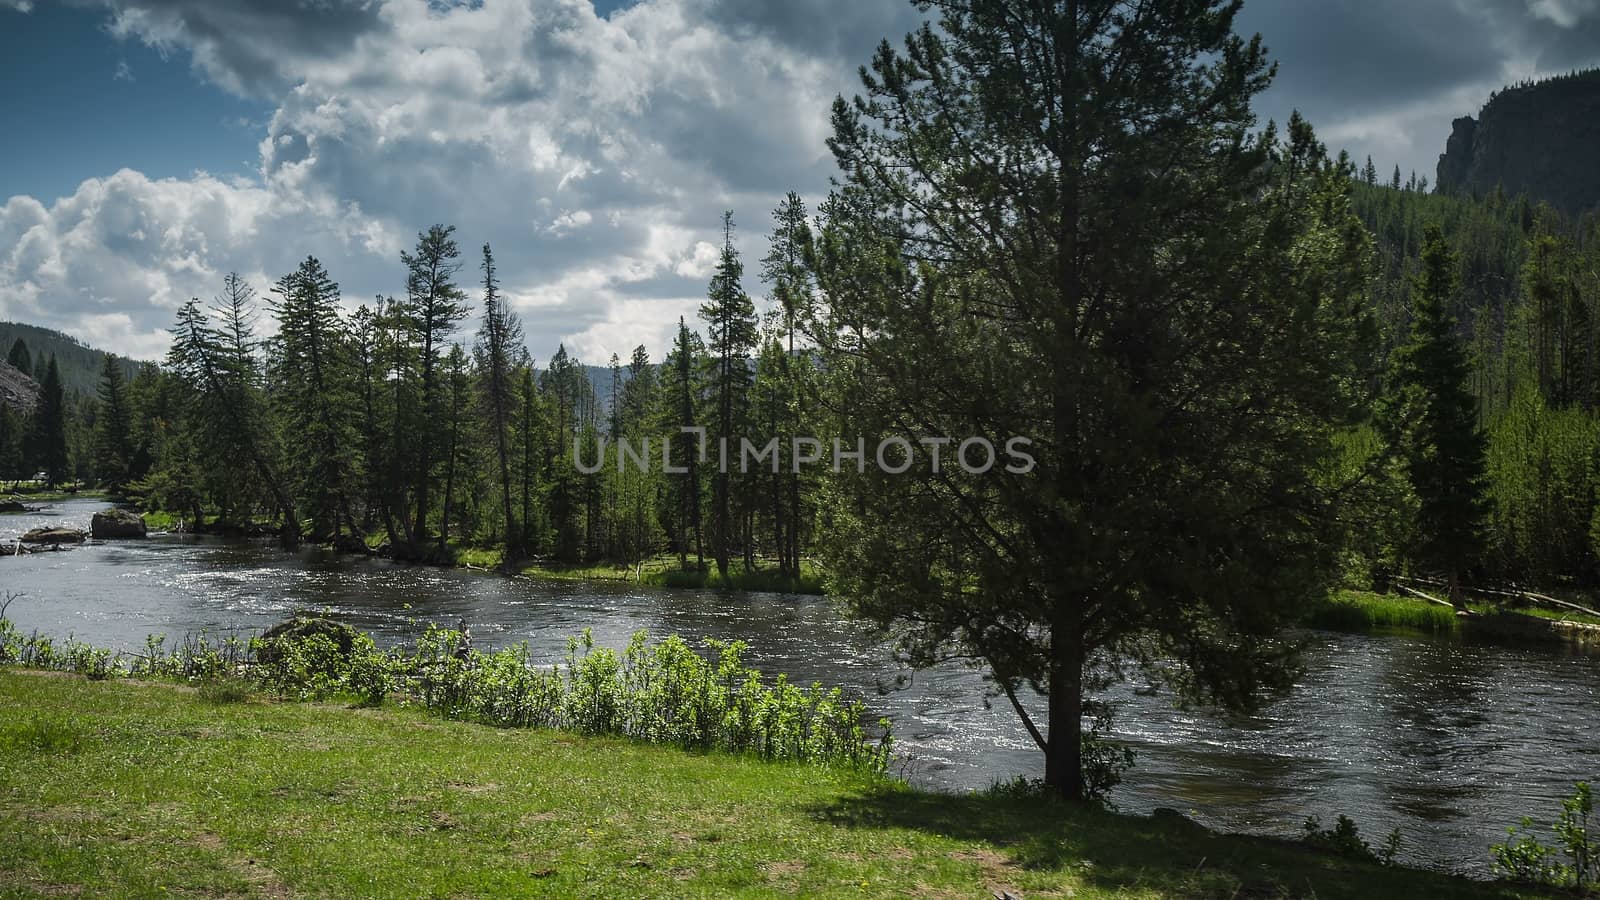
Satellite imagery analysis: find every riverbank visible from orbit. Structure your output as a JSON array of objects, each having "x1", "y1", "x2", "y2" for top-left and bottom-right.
[
  {"x1": 130, "y1": 505, "x2": 828, "y2": 595},
  {"x1": 1306, "y1": 590, "x2": 1600, "y2": 645},
  {"x1": 0, "y1": 671, "x2": 1556, "y2": 898}
]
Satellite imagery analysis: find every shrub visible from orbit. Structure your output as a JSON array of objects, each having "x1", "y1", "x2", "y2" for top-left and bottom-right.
[
  {"x1": 1494, "y1": 782, "x2": 1598, "y2": 893},
  {"x1": 1302, "y1": 814, "x2": 1401, "y2": 865}
]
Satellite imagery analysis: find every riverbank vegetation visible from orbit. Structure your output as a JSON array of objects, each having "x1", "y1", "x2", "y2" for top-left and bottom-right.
[
  {"x1": 0, "y1": 607, "x2": 890, "y2": 773},
  {"x1": 0, "y1": 670, "x2": 1562, "y2": 898}
]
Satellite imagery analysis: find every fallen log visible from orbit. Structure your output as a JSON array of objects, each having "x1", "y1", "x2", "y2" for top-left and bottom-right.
[{"x1": 1395, "y1": 583, "x2": 1459, "y2": 611}]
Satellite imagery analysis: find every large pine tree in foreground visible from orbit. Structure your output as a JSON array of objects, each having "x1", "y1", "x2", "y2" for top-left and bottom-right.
[{"x1": 814, "y1": 0, "x2": 1374, "y2": 800}]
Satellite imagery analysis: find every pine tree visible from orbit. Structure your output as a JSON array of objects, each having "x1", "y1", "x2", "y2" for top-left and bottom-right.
[
  {"x1": 167, "y1": 293, "x2": 300, "y2": 547},
  {"x1": 517, "y1": 366, "x2": 543, "y2": 554},
  {"x1": 400, "y1": 225, "x2": 470, "y2": 548},
  {"x1": 762, "y1": 192, "x2": 815, "y2": 580},
  {"x1": 93, "y1": 353, "x2": 133, "y2": 492},
  {"x1": 27, "y1": 357, "x2": 70, "y2": 488},
  {"x1": 269, "y1": 256, "x2": 359, "y2": 540},
  {"x1": 1381, "y1": 224, "x2": 1491, "y2": 602},
  {"x1": 6, "y1": 338, "x2": 31, "y2": 376},
  {"x1": 818, "y1": 0, "x2": 1374, "y2": 800},
  {"x1": 700, "y1": 212, "x2": 757, "y2": 576},
  {"x1": 1363, "y1": 156, "x2": 1378, "y2": 187},
  {"x1": 661, "y1": 317, "x2": 706, "y2": 570},
  {"x1": 472, "y1": 243, "x2": 525, "y2": 558},
  {"x1": 438, "y1": 344, "x2": 473, "y2": 555},
  {"x1": 0, "y1": 403, "x2": 22, "y2": 486},
  {"x1": 1392, "y1": 164, "x2": 1403, "y2": 191}
]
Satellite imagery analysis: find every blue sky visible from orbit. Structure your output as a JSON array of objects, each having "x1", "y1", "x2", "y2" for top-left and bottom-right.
[
  {"x1": 0, "y1": 2, "x2": 266, "y2": 202},
  {"x1": 1, "y1": 0, "x2": 1599, "y2": 362}
]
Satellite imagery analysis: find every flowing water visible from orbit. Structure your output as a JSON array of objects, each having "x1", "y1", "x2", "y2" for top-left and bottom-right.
[{"x1": 3, "y1": 499, "x2": 1598, "y2": 875}]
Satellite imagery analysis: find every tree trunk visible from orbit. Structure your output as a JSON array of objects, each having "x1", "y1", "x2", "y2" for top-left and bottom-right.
[{"x1": 1044, "y1": 601, "x2": 1086, "y2": 802}]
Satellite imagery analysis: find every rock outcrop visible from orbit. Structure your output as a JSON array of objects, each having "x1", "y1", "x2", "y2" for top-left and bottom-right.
[
  {"x1": 91, "y1": 508, "x2": 147, "y2": 539},
  {"x1": 0, "y1": 359, "x2": 38, "y2": 413},
  {"x1": 1436, "y1": 69, "x2": 1600, "y2": 214}
]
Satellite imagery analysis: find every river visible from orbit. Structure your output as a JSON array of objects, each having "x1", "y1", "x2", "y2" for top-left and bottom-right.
[{"x1": 3, "y1": 499, "x2": 1598, "y2": 875}]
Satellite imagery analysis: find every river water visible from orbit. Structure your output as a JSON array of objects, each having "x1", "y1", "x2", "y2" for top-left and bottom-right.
[{"x1": 3, "y1": 499, "x2": 1598, "y2": 875}]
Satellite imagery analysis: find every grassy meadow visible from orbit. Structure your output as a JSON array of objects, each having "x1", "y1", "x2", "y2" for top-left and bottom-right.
[{"x1": 0, "y1": 669, "x2": 1560, "y2": 899}]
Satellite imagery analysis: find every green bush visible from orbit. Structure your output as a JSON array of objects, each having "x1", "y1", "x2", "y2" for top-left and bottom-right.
[
  {"x1": 1302, "y1": 814, "x2": 1402, "y2": 865},
  {"x1": 1494, "y1": 782, "x2": 1598, "y2": 893},
  {"x1": 1, "y1": 612, "x2": 891, "y2": 775}
]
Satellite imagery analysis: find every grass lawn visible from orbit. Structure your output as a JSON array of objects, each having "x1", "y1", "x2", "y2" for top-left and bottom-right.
[{"x1": 0, "y1": 671, "x2": 1553, "y2": 898}]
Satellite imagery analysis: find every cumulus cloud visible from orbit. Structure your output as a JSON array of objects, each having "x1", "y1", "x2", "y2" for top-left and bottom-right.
[
  {"x1": 2, "y1": 0, "x2": 913, "y2": 362},
  {"x1": 4, "y1": 0, "x2": 1598, "y2": 363}
]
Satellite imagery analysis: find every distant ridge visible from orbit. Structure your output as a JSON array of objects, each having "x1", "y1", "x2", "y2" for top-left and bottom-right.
[
  {"x1": 0, "y1": 321, "x2": 146, "y2": 397},
  {"x1": 1436, "y1": 68, "x2": 1600, "y2": 214}
]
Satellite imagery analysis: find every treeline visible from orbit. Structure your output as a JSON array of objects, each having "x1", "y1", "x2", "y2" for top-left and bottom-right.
[
  {"x1": 3, "y1": 206, "x2": 834, "y2": 580},
  {"x1": 1347, "y1": 179, "x2": 1600, "y2": 587}
]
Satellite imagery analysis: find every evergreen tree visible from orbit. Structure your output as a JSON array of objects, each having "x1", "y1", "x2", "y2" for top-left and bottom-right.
[
  {"x1": 761, "y1": 191, "x2": 816, "y2": 579},
  {"x1": 400, "y1": 225, "x2": 470, "y2": 548},
  {"x1": 1392, "y1": 164, "x2": 1403, "y2": 191},
  {"x1": 93, "y1": 353, "x2": 134, "y2": 492},
  {"x1": 516, "y1": 366, "x2": 545, "y2": 554},
  {"x1": 661, "y1": 317, "x2": 706, "y2": 570},
  {"x1": 1381, "y1": 224, "x2": 1491, "y2": 602},
  {"x1": 472, "y1": 243, "x2": 525, "y2": 557},
  {"x1": 166, "y1": 294, "x2": 300, "y2": 547},
  {"x1": 6, "y1": 338, "x2": 31, "y2": 376},
  {"x1": 269, "y1": 256, "x2": 360, "y2": 540},
  {"x1": 438, "y1": 344, "x2": 473, "y2": 554},
  {"x1": 27, "y1": 357, "x2": 70, "y2": 488},
  {"x1": 817, "y1": 0, "x2": 1373, "y2": 800},
  {"x1": 1362, "y1": 156, "x2": 1378, "y2": 187},
  {"x1": 700, "y1": 212, "x2": 757, "y2": 576},
  {"x1": 0, "y1": 403, "x2": 22, "y2": 486}
]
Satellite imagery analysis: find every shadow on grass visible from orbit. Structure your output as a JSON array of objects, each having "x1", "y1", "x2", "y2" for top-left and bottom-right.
[{"x1": 804, "y1": 784, "x2": 1550, "y2": 899}]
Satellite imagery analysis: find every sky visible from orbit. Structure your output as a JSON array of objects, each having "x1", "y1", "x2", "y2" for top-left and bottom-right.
[{"x1": 2, "y1": 0, "x2": 1599, "y2": 364}]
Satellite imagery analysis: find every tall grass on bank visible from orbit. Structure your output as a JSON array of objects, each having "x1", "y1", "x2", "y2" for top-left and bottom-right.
[
  {"x1": 0, "y1": 613, "x2": 891, "y2": 774},
  {"x1": 1303, "y1": 591, "x2": 1462, "y2": 634}
]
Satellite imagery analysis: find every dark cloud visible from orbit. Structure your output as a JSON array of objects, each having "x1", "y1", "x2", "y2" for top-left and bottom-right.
[
  {"x1": 95, "y1": 0, "x2": 390, "y2": 95},
  {"x1": 1239, "y1": 0, "x2": 1600, "y2": 177}
]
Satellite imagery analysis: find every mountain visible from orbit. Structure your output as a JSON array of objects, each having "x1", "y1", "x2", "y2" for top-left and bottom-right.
[
  {"x1": 1436, "y1": 68, "x2": 1600, "y2": 214},
  {"x1": 0, "y1": 322, "x2": 146, "y2": 397}
]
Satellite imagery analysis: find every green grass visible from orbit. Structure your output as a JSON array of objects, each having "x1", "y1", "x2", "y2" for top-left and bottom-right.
[
  {"x1": 0, "y1": 670, "x2": 1553, "y2": 899},
  {"x1": 453, "y1": 546, "x2": 505, "y2": 569},
  {"x1": 1303, "y1": 591, "x2": 1463, "y2": 634},
  {"x1": 641, "y1": 559, "x2": 827, "y2": 595},
  {"x1": 1467, "y1": 601, "x2": 1600, "y2": 628},
  {"x1": 510, "y1": 553, "x2": 829, "y2": 595},
  {"x1": 2, "y1": 485, "x2": 106, "y2": 503},
  {"x1": 138, "y1": 509, "x2": 181, "y2": 531}
]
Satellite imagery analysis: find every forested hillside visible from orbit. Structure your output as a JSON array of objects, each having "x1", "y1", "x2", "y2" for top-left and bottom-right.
[
  {"x1": 0, "y1": 321, "x2": 144, "y2": 396},
  {"x1": 1349, "y1": 169, "x2": 1600, "y2": 585}
]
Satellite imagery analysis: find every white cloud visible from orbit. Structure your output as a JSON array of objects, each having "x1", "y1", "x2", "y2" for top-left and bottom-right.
[
  {"x1": 1528, "y1": 0, "x2": 1599, "y2": 28},
  {"x1": 2, "y1": 0, "x2": 891, "y2": 362}
]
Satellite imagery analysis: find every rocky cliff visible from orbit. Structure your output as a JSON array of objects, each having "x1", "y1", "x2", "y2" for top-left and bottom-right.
[
  {"x1": 0, "y1": 359, "x2": 38, "y2": 412},
  {"x1": 1435, "y1": 69, "x2": 1600, "y2": 214}
]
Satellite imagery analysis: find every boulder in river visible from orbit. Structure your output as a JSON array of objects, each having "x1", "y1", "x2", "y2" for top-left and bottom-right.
[
  {"x1": 90, "y1": 508, "x2": 148, "y2": 539},
  {"x1": 0, "y1": 497, "x2": 27, "y2": 513},
  {"x1": 19, "y1": 526, "x2": 86, "y2": 545}
]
